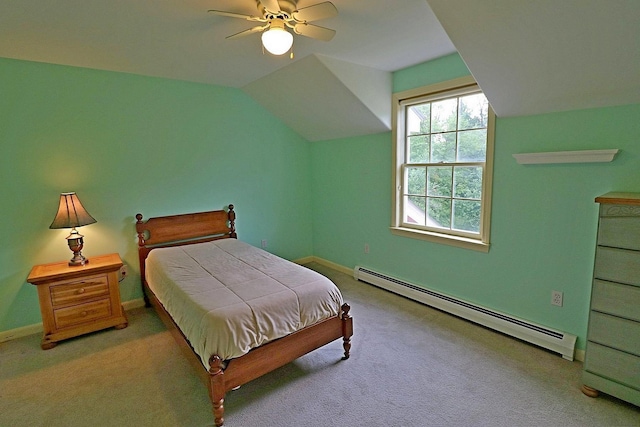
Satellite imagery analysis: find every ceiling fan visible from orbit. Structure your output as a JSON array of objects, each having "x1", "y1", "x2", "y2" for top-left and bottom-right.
[{"x1": 208, "y1": 0, "x2": 338, "y2": 57}]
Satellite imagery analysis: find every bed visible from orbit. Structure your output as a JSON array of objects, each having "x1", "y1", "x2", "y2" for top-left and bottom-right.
[{"x1": 135, "y1": 205, "x2": 353, "y2": 427}]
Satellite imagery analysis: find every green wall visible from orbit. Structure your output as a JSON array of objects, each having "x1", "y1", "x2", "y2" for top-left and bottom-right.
[
  {"x1": 3, "y1": 53, "x2": 639, "y2": 352},
  {"x1": 311, "y1": 53, "x2": 640, "y2": 350},
  {"x1": 0, "y1": 58, "x2": 313, "y2": 332}
]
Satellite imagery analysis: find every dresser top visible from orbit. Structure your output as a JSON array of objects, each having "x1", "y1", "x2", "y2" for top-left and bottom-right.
[{"x1": 595, "y1": 192, "x2": 640, "y2": 206}]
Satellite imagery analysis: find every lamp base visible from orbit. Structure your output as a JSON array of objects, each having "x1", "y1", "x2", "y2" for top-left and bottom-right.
[
  {"x1": 68, "y1": 254, "x2": 89, "y2": 267},
  {"x1": 67, "y1": 232, "x2": 88, "y2": 266}
]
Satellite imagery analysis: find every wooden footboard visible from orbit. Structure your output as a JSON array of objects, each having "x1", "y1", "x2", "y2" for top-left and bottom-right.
[
  {"x1": 208, "y1": 304, "x2": 352, "y2": 426},
  {"x1": 136, "y1": 206, "x2": 353, "y2": 426}
]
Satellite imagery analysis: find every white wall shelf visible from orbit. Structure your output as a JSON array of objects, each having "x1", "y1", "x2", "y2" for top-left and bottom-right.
[{"x1": 513, "y1": 149, "x2": 619, "y2": 164}]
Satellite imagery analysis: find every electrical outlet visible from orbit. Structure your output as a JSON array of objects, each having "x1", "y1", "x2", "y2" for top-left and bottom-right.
[
  {"x1": 551, "y1": 290, "x2": 563, "y2": 307},
  {"x1": 364, "y1": 243, "x2": 369, "y2": 254},
  {"x1": 119, "y1": 265, "x2": 128, "y2": 281},
  {"x1": 261, "y1": 239, "x2": 267, "y2": 248}
]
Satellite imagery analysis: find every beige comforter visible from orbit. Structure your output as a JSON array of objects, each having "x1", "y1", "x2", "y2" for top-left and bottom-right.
[{"x1": 145, "y1": 239, "x2": 343, "y2": 369}]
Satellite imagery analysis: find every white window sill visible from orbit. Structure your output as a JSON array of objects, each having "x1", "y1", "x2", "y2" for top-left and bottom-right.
[{"x1": 390, "y1": 226, "x2": 490, "y2": 253}]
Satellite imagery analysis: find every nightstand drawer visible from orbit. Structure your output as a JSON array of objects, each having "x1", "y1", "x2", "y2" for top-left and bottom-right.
[
  {"x1": 50, "y1": 275, "x2": 110, "y2": 307},
  {"x1": 54, "y1": 298, "x2": 112, "y2": 329}
]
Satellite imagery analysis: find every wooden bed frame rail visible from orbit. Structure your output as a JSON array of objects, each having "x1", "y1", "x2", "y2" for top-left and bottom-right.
[{"x1": 135, "y1": 205, "x2": 353, "y2": 427}]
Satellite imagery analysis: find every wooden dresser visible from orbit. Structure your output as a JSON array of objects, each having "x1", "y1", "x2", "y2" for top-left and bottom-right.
[
  {"x1": 27, "y1": 253, "x2": 128, "y2": 349},
  {"x1": 581, "y1": 192, "x2": 640, "y2": 406}
]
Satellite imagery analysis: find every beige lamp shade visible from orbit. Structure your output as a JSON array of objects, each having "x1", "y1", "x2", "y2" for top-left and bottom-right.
[{"x1": 50, "y1": 192, "x2": 97, "y2": 229}]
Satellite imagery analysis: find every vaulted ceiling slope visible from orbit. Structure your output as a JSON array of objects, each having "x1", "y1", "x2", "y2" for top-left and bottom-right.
[
  {"x1": 426, "y1": 0, "x2": 640, "y2": 117},
  {"x1": 0, "y1": 0, "x2": 454, "y2": 141},
  {"x1": 243, "y1": 54, "x2": 392, "y2": 142},
  {"x1": 2, "y1": 1, "x2": 638, "y2": 142}
]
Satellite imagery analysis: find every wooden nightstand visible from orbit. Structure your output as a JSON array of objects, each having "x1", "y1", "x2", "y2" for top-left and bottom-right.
[{"x1": 27, "y1": 253, "x2": 128, "y2": 349}]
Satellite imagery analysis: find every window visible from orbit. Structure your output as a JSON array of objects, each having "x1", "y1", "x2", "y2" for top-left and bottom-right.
[{"x1": 391, "y1": 76, "x2": 495, "y2": 252}]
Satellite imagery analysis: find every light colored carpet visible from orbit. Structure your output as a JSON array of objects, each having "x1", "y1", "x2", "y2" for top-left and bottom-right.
[{"x1": 1, "y1": 262, "x2": 638, "y2": 426}]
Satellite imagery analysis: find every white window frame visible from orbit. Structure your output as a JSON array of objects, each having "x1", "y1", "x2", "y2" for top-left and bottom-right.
[{"x1": 391, "y1": 76, "x2": 495, "y2": 252}]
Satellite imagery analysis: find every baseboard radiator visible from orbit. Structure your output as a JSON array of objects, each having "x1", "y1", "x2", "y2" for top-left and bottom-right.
[{"x1": 354, "y1": 266, "x2": 576, "y2": 361}]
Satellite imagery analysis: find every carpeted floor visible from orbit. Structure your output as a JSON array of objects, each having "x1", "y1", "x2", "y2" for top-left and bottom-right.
[{"x1": 1, "y1": 262, "x2": 639, "y2": 426}]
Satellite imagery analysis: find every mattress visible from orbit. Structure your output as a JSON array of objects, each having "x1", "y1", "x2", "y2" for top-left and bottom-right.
[{"x1": 145, "y1": 239, "x2": 343, "y2": 369}]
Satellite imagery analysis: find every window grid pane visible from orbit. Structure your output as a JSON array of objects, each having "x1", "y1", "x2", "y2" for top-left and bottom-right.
[
  {"x1": 457, "y1": 129, "x2": 487, "y2": 162},
  {"x1": 453, "y1": 166, "x2": 482, "y2": 200},
  {"x1": 408, "y1": 135, "x2": 430, "y2": 163},
  {"x1": 452, "y1": 199, "x2": 481, "y2": 233},
  {"x1": 431, "y1": 98, "x2": 457, "y2": 133},
  {"x1": 431, "y1": 132, "x2": 456, "y2": 163},
  {"x1": 427, "y1": 166, "x2": 452, "y2": 197},
  {"x1": 427, "y1": 197, "x2": 451, "y2": 229},
  {"x1": 404, "y1": 195, "x2": 426, "y2": 226},
  {"x1": 407, "y1": 104, "x2": 431, "y2": 136},
  {"x1": 407, "y1": 167, "x2": 426, "y2": 196}
]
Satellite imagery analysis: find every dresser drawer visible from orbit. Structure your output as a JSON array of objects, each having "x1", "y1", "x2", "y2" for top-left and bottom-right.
[
  {"x1": 54, "y1": 298, "x2": 112, "y2": 329},
  {"x1": 50, "y1": 274, "x2": 110, "y2": 307},
  {"x1": 594, "y1": 247, "x2": 640, "y2": 286},
  {"x1": 598, "y1": 217, "x2": 640, "y2": 251},
  {"x1": 598, "y1": 204, "x2": 640, "y2": 250},
  {"x1": 585, "y1": 342, "x2": 640, "y2": 390},
  {"x1": 588, "y1": 312, "x2": 640, "y2": 356},
  {"x1": 591, "y1": 279, "x2": 640, "y2": 321}
]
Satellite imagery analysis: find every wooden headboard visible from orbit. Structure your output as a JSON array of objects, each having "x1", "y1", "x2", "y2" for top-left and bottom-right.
[{"x1": 135, "y1": 204, "x2": 236, "y2": 281}]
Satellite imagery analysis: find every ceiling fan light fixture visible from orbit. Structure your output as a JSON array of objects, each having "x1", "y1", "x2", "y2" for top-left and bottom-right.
[{"x1": 261, "y1": 19, "x2": 293, "y2": 55}]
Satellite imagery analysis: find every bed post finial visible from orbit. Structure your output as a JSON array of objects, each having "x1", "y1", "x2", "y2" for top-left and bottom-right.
[
  {"x1": 228, "y1": 204, "x2": 237, "y2": 238},
  {"x1": 135, "y1": 214, "x2": 146, "y2": 246}
]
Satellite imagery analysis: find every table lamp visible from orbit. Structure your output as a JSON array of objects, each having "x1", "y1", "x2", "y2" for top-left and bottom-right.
[{"x1": 49, "y1": 192, "x2": 97, "y2": 266}]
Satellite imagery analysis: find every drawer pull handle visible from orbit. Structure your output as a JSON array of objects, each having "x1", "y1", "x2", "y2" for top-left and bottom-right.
[
  {"x1": 77, "y1": 288, "x2": 86, "y2": 294},
  {"x1": 81, "y1": 311, "x2": 88, "y2": 317}
]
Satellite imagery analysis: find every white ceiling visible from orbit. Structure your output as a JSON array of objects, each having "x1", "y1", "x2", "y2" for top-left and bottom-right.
[
  {"x1": 427, "y1": 0, "x2": 640, "y2": 118},
  {"x1": 2, "y1": 0, "x2": 639, "y2": 140},
  {"x1": 0, "y1": 0, "x2": 453, "y2": 88}
]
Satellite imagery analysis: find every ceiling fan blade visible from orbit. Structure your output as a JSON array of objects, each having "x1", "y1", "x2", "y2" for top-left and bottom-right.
[
  {"x1": 293, "y1": 2, "x2": 338, "y2": 22},
  {"x1": 226, "y1": 25, "x2": 268, "y2": 39},
  {"x1": 260, "y1": 0, "x2": 281, "y2": 13},
  {"x1": 208, "y1": 10, "x2": 265, "y2": 22},
  {"x1": 293, "y1": 23, "x2": 335, "y2": 41}
]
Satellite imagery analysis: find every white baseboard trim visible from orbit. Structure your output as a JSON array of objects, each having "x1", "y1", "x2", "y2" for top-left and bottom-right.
[
  {"x1": 296, "y1": 256, "x2": 587, "y2": 363},
  {"x1": 355, "y1": 265, "x2": 578, "y2": 361},
  {"x1": 0, "y1": 298, "x2": 147, "y2": 344}
]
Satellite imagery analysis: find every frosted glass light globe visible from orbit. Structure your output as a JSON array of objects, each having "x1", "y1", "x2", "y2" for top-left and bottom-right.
[{"x1": 261, "y1": 25, "x2": 293, "y2": 55}]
